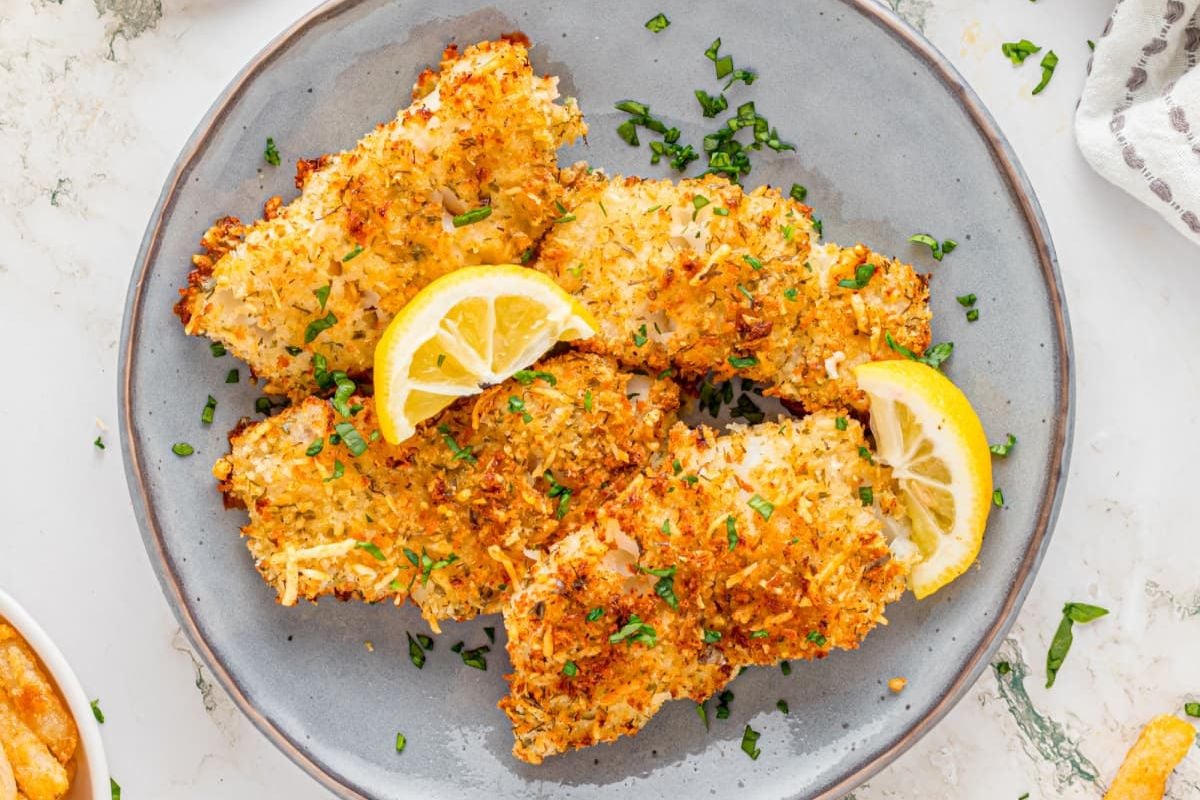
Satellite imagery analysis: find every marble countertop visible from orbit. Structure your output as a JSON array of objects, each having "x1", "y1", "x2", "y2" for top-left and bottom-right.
[{"x1": 2, "y1": 0, "x2": 1197, "y2": 797}]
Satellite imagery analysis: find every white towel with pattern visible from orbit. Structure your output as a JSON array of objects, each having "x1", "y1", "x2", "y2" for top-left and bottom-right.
[{"x1": 1076, "y1": 0, "x2": 1200, "y2": 244}]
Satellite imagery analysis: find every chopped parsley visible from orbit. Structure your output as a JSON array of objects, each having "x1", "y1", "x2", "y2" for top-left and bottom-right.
[
  {"x1": 264, "y1": 137, "x2": 281, "y2": 166},
  {"x1": 543, "y1": 470, "x2": 574, "y2": 518},
  {"x1": 460, "y1": 645, "x2": 489, "y2": 670},
  {"x1": 255, "y1": 397, "x2": 273, "y2": 415},
  {"x1": 1001, "y1": 39, "x2": 1042, "y2": 65},
  {"x1": 395, "y1": 732, "x2": 406, "y2": 753},
  {"x1": 990, "y1": 434, "x2": 1017, "y2": 457},
  {"x1": 639, "y1": 564, "x2": 679, "y2": 609},
  {"x1": 748, "y1": 494, "x2": 774, "y2": 520},
  {"x1": 304, "y1": 311, "x2": 337, "y2": 343},
  {"x1": 715, "y1": 689, "x2": 734, "y2": 719},
  {"x1": 586, "y1": 607, "x2": 605, "y2": 622},
  {"x1": 306, "y1": 438, "x2": 324, "y2": 457},
  {"x1": 90, "y1": 699, "x2": 105, "y2": 723},
  {"x1": 1045, "y1": 602, "x2": 1109, "y2": 688},
  {"x1": 335, "y1": 422, "x2": 368, "y2": 456},
  {"x1": 967, "y1": 308, "x2": 980, "y2": 322},
  {"x1": 996, "y1": 661, "x2": 1012, "y2": 675},
  {"x1": 1032, "y1": 51, "x2": 1059, "y2": 95},
  {"x1": 111, "y1": 778, "x2": 121, "y2": 800},
  {"x1": 835, "y1": 416, "x2": 848, "y2": 431},
  {"x1": 741, "y1": 724, "x2": 762, "y2": 760},
  {"x1": 452, "y1": 207, "x2": 492, "y2": 227},
  {"x1": 285, "y1": 345, "x2": 303, "y2": 356},
  {"x1": 750, "y1": 630, "x2": 769, "y2": 639},
  {"x1": 781, "y1": 660, "x2": 792, "y2": 676},
  {"x1": 356, "y1": 541, "x2": 386, "y2": 561},
  {"x1": 993, "y1": 488, "x2": 1005, "y2": 507},
  {"x1": 507, "y1": 396, "x2": 526, "y2": 414},
  {"x1": 225, "y1": 369, "x2": 239, "y2": 384},
  {"x1": 743, "y1": 254, "x2": 763, "y2": 270},
  {"x1": 697, "y1": 701, "x2": 710, "y2": 730},
  {"x1": 314, "y1": 284, "x2": 331, "y2": 309},
  {"x1": 858, "y1": 446, "x2": 874, "y2": 463},
  {"x1": 513, "y1": 369, "x2": 556, "y2": 386},
  {"x1": 200, "y1": 394, "x2": 217, "y2": 425},
  {"x1": 776, "y1": 699, "x2": 789, "y2": 714},
  {"x1": 210, "y1": 342, "x2": 226, "y2": 357},
  {"x1": 908, "y1": 233, "x2": 957, "y2": 261},
  {"x1": 633, "y1": 323, "x2": 649, "y2": 347},
  {"x1": 171, "y1": 442, "x2": 194, "y2": 457},
  {"x1": 957, "y1": 293, "x2": 977, "y2": 307},
  {"x1": 331, "y1": 373, "x2": 356, "y2": 417},
  {"x1": 583, "y1": 389, "x2": 593, "y2": 412},
  {"x1": 859, "y1": 486, "x2": 874, "y2": 506},
  {"x1": 789, "y1": 183, "x2": 808, "y2": 202},
  {"x1": 886, "y1": 331, "x2": 953, "y2": 369},
  {"x1": 484, "y1": 626, "x2": 495, "y2": 644},
  {"x1": 553, "y1": 201, "x2": 576, "y2": 224},
  {"x1": 563, "y1": 660, "x2": 578, "y2": 677},
  {"x1": 695, "y1": 89, "x2": 729, "y2": 118},
  {"x1": 807, "y1": 630, "x2": 828, "y2": 646},
  {"x1": 703, "y1": 629, "x2": 722, "y2": 643},
  {"x1": 837, "y1": 263, "x2": 876, "y2": 290},
  {"x1": 609, "y1": 615, "x2": 658, "y2": 647},
  {"x1": 324, "y1": 459, "x2": 344, "y2": 482},
  {"x1": 342, "y1": 245, "x2": 363, "y2": 262},
  {"x1": 437, "y1": 424, "x2": 477, "y2": 464},
  {"x1": 726, "y1": 515, "x2": 739, "y2": 550},
  {"x1": 93, "y1": 436, "x2": 105, "y2": 450},
  {"x1": 692, "y1": 194, "x2": 711, "y2": 219},
  {"x1": 1185, "y1": 702, "x2": 1200, "y2": 718},
  {"x1": 728, "y1": 355, "x2": 758, "y2": 369},
  {"x1": 645, "y1": 12, "x2": 671, "y2": 33},
  {"x1": 406, "y1": 632, "x2": 426, "y2": 669}
]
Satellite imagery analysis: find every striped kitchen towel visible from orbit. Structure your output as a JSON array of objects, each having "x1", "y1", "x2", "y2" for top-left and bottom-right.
[{"x1": 1076, "y1": 0, "x2": 1200, "y2": 244}]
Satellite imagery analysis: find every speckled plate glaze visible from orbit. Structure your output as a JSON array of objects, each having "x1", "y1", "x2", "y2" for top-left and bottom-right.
[{"x1": 119, "y1": 1, "x2": 1072, "y2": 798}]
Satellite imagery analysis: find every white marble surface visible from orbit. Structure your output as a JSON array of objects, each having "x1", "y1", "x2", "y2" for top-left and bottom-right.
[{"x1": 1, "y1": 1, "x2": 1198, "y2": 798}]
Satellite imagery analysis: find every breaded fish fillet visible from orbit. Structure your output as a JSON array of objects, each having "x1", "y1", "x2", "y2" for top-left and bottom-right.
[
  {"x1": 535, "y1": 167, "x2": 931, "y2": 413},
  {"x1": 501, "y1": 413, "x2": 908, "y2": 763},
  {"x1": 215, "y1": 353, "x2": 679, "y2": 626},
  {"x1": 177, "y1": 38, "x2": 586, "y2": 398}
]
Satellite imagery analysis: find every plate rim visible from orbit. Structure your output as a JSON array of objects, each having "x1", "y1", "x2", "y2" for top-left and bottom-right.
[{"x1": 117, "y1": 1, "x2": 1074, "y2": 798}]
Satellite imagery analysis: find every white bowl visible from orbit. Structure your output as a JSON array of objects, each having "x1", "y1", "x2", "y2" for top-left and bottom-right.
[{"x1": 0, "y1": 588, "x2": 109, "y2": 800}]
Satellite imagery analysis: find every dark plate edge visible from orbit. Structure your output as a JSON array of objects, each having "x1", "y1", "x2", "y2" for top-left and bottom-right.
[{"x1": 115, "y1": 2, "x2": 1074, "y2": 799}]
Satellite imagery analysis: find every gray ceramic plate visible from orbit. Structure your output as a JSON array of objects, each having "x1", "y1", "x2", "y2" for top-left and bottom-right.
[{"x1": 119, "y1": 1, "x2": 1072, "y2": 798}]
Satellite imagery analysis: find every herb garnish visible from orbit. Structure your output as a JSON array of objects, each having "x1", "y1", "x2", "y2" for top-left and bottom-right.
[
  {"x1": 807, "y1": 630, "x2": 827, "y2": 646},
  {"x1": 835, "y1": 416, "x2": 848, "y2": 431},
  {"x1": 306, "y1": 438, "x2": 324, "y2": 457},
  {"x1": 172, "y1": 442, "x2": 194, "y2": 457},
  {"x1": 726, "y1": 515, "x2": 738, "y2": 550},
  {"x1": 1185, "y1": 703, "x2": 1200, "y2": 718},
  {"x1": 703, "y1": 629, "x2": 722, "y2": 643},
  {"x1": 837, "y1": 263, "x2": 876, "y2": 290},
  {"x1": 335, "y1": 422, "x2": 368, "y2": 456},
  {"x1": 695, "y1": 89, "x2": 728, "y2": 118},
  {"x1": 1045, "y1": 602, "x2": 1109, "y2": 687},
  {"x1": 342, "y1": 245, "x2": 363, "y2": 262},
  {"x1": 356, "y1": 541, "x2": 386, "y2": 561},
  {"x1": 789, "y1": 184, "x2": 808, "y2": 202},
  {"x1": 715, "y1": 689, "x2": 734, "y2": 719},
  {"x1": 908, "y1": 233, "x2": 958, "y2": 261},
  {"x1": 728, "y1": 355, "x2": 758, "y2": 369},
  {"x1": 1033, "y1": 51, "x2": 1059, "y2": 95},
  {"x1": 264, "y1": 137, "x2": 281, "y2": 166},
  {"x1": 633, "y1": 324, "x2": 649, "y2": 347},
  {"x1": 210, "y1": 342, "x2": 226, "y2": 357},
  {"x1": 314, "y1": 284, "x2": 331, "y2": 310},
  {"x1": 781, "y1": 660, "x2": 791, "y2": 676},
  {"x1": 645, "y1": 12, "x2": 670, "y2": 33},
  {"x1": 748, "y1": 494, "x2": 774, "y2": 520},
  {"x1": 225, "y1": 369, "x2": 239, "y2": 384},
  {"x1": 563, "y1": 660, "x2": 578, "y2": 677},
  {"x1": 93, "y1": 436, "x2": 105, "y2": 450},
  {"x1": 543, "y1": 470, "x2": 573, "y2": 518},
  {"x1": 406, "y1": 632, "x2": 426, "y2": 669},
  {"x1": 304, "y1": 311, "x2": 337, "y2": 343},
  {"x1": 993, "y1": 488, "x2": 1005, "y2": 507},
  {"x1": 859, "y1": 486, "x2": 874, "y2": 506},
  {"x1": 452, "y1": 207, "x2": 492, "y2": 227},
  {"x1": 437, "y1": 424, "x2": 477, "y2": 464},
  {"x1": 741, "y1": 724, "x2": 762, "y2": 760},
  {"x1": 886, "y1": 331, "x2": 953, "y2": 369},
  {"x1": 91, "y1": 699, "x2": 105, "y2": 723},
  {"x1": 609, "y1": 615, "x2": 658, "y2": 647},
  {"x1": 586, "y1": 607, "x2": 604, "y2": 622},
  {"x1": 776, "y1": 699, "x2": 789, "y2": 714},
  {"x1": 513, "y1": 369, "x2": 556, "y2": 386},
  {"x1": 395, "y1": 733, "x2": 407, "y2": 753},
  {"x1": 1001, "y1": 39, "x2": 1042, "y2": 65},
  {"x1": 990, "y1": 434, "x2": 1017, "y2": 457},
  {"x1": 324, "y1": 459, "x2": 344, "y2": 482},
  {"x1": 639, "y1": 564, "x2": 679, "y2": 609},
  {"x1": 460, "y1": 645, "x2": 489, "y2": 670}
]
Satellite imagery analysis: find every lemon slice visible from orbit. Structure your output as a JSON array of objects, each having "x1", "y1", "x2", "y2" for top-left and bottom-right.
[
  {"x1": 854, "y1": 359, "x2": 993, "y2": 599},
  {"x1": 374, "y1": 264, "x2": 597, "y2": 444}
]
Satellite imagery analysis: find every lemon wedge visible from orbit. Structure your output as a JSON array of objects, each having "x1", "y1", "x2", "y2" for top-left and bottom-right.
[
  {"x1": 374, "y1": 265, "x2": 597, "y2": 444},
  {"x1": 854, "y1": 359, "x2": 993, "y2": 599}
]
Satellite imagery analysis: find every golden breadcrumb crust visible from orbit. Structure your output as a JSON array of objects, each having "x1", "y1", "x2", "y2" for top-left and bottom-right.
[
  {"x1": 215, "y1": 353, "x2": 679, "y2": 627},
  {"x1": 501, "y1": 413, "x2": 908, "y2": 762},
  {"x1": 535, "y1": 166, "x2": 931, "y2": 413},
  {"x1": 178, "y1": 38, "x2": 586, "y2": 398}
]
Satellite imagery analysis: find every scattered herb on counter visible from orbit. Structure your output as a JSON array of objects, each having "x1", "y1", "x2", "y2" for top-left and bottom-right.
[
  {"x1": 776, "y1": 699, "x2": 790, "y2": 714},
  {"x1": 264, "y1": 137, "x2": 281, "y2": 166},
  {"x1": 484, "y1": 626, "x2": 496, "y2": 644},
  {"x1": 1001, "y1": 39, "x2": 1042, "y2": 65},
  {"x1": 957, "y1": 293, "x2": 977, "y2": 308},
  {"x1": 1185, "y1": 702, "x2": 1200, "y2": 718},
  {"x1": 1045, "y1": 602, "x2": 1109, "y2": 688},
  {"x1": 741, "y1": 724, "x2": 762, "y2": 760},
  {"x1": 225, "y1": 368, "x2": 239, "y2": 384},
  {"x1": 715, "y1": 689, "x2": 734, "y2": 719},
  {"x1": 995, "y1": 661, "x2": 1012, "y2": 675},
  {"x1": 460, "y1": 645, "x2": 489, "y2": 670},
  {"x1": 1032, "y1": 51, "x2": 1059, "y2": 95},
  {"x1": 790, "y1": 183, "x2": 808, "y2": 202},
  {"x1": 886, "y1": 331, "x2": 953, "y2": 370},
  {"x1": 697, "y1": 701, "x2": 710, "y2": 730},
  {"x1": 201, "y1": 394, "x2": 217, "y2": 425},
  {"x1": 780, "y1": 660, "x2": 792, "y2": 676},
  {"x1": 172, "y1": 442, "x2": 194, "y2": 457},
  {"x1": 93, "y1": 436, "x2": 105, "y2": 450},
  {"x1": 395, "y1": 732, "x2": 407, "y2": 753},
  {"x1": 406, "y1": 632, "x2": 426, "y2": 669},
  {"x1": 993, "y1": 488, "x2": 1005, "y2": 507},
  {"x1": 91, "y1": 699, "x2": 105, "y2": 723},
  {"x1": 645, "y1": 12, "x2": 670, "y2": 33},
  {"x1": 967, "y1": 308, "x2": 980, "y2": 322},
  {"x1": 210, "y1": 342, "x2": 226, "y2": 357}
]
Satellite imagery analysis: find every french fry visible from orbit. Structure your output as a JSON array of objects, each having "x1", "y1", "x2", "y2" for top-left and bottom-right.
[
  {"x1": 1104, "y1": 714, "x2": 1196, "y2": 800},
  {"x1": 0, "y1": 694, "x2": 68, "y2": 800},
  {"x1": 0, "y1": 627, "x2": 77, "y2": 764},
  {"x1": 0, "y1": 740, "x2": 16, "y2": 800}
]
